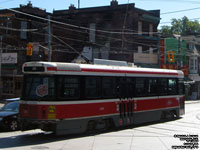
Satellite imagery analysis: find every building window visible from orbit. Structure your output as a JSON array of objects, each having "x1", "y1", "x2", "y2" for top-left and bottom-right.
[
  {"x1": 195, "y1": 59, "x2": 198, "y2": 71},
  {"x1": 190, "y1": 58, "x2": 194, "y2": 70},
  {"x1": 20, "y1": 21, "x2": 27, "y2": 39},
  {"x1": 189, "y1": 43, "x2": 194, "y2": 51},
  {"x1": 3, "y1": 78, "x2": 13, "y2": 94},
  {"x1": 189, "y1": 57, "x2": 198, "y2": 74},
  {"x1": 138, "y1": 21, "x2": 142, "y2": 35},
  {"x1": 6, "y1": 22, "x2": 12, "y2": 35},
  {"x1": 149, "y1": 24, "x2": 153, "y2": 37},
  {"x1": 89, "y1": 23, "x2": 96, "y2": 43},
  {"x1": 149, "y1": 47, "x2": 153, "y2": 54},
  {"x1": 138, "y1": 46, "x2": 142, "y2": 53}
]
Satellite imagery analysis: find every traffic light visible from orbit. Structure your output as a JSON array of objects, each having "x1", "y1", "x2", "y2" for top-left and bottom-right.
[
  {"x1": 168, "y1": 50, "x2": 175, "y2": 63},
  {"x1": 27, "y1": 43, "x2": 33, "y2": 56}
]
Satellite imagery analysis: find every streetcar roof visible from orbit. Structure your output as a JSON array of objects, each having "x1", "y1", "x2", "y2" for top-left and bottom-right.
[{"x1": 23, "y1": 61, "x2": 184, "y2": 78}]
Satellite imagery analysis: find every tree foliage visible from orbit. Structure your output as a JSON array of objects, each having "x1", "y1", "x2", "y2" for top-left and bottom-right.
[{"x1": 160, "y1": 16, "x2": 200, "y2": 36}]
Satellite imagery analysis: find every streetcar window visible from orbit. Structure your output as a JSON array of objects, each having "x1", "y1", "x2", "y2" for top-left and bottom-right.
[
  {"x1": 48, "y1": 77, "x2": 55, "y2": 97},
  {"x1": 135, "y1": 78, "x2": 146, "y2": 97},
  {"x1": 127, "y1": 78, "x2": 134, "y2": 98},
  {"x1": 85, "y1": 77, "x2": 101, "y2": 99},
  {"x1": 178, "y1": 79, "x2": 185, "y2": 95},
  {"x1": 23, "y1": 75, "x2": 55, "y2": 100},
  {"x1": 147, "y1": 78, "x2": 157, "y2": 96},
  {"x1": 119, "y1": 78, "x2": 128, "y2": 99},
  {"x1": 168, "y1": 79, "x2": 177, "y2": 95},
  {"x1": 58, "y1": 77, "x2": 80, "y2": 100},
  {"x1": 102, "y1": 77, "x2": 116, "y2": 98},
  {"x1": 159, "y1": 78, "x2": 168, "y2": 95}
]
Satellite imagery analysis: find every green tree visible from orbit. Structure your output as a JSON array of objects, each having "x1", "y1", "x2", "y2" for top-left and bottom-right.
[
  {"x1": 160, "y1": 16, "x2": 200, "y2": 36},
  {"x1": 160, "y1": 25, "x2": 172, "y2": 36}
]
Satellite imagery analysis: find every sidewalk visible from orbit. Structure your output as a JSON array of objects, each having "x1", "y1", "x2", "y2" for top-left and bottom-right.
[{"x1": 185, "y1": 99, "x2": 200, "y2": 104}]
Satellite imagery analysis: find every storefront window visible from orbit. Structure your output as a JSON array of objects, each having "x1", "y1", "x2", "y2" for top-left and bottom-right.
[{"x1": 3, "y1": 78, "x2": 13, "y2": 94}]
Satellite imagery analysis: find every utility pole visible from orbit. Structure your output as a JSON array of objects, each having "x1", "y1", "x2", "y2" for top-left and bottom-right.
[
  {"x1": 0, "y1": 36, "x2": 2, "y2": 101},
  {"x1": 157, "y1": 33, "x2": 161, "y2": 68},
  {"x1": 78, "y1": 0, "x2": 80, "y2": 9},
  {"x1": 48, "y1": 15, "x2": 52, "y2": 62},
  {"x1": 178, "y1": 36, "x2": 181, "y2": 70}
]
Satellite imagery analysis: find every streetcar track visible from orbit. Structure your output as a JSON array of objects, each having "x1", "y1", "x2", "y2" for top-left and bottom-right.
[
  {"x1": 148, "y1": 125, "x2": 194, "y2": 134},
  {"x1": 184, "y1": 109, "x2": 200, "y2": 114},
  {"x1": 163, "y1": 122, "x2": 200, "y2": 130},
  {"x1": 97, "y1": 133, "x2": 171, "y2": 138},
  {"x1": 176, "y1": 120, "x2": 200, "y2": 125},
  {"x1": 195, "y1": 113, "x2": 200, "y2": 121},
  {"x1": 158, "y1": 137, "x2": 169, "y2": 150}
]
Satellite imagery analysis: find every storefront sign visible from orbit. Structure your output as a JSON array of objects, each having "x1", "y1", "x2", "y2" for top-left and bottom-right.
[
  {"x1": 134, "y1": 53, "x2": 158, "y2": 64},
  {"x1": 2, "y1": 53, "x2": 17, "y2": 64}
]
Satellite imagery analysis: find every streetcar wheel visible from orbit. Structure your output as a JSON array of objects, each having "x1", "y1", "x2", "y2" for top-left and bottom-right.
[
  {"x1": 87, "y1": 121, "x2": 96, "y2": 131},
  {"x1": 105, "y1": 119, "x2": 114, "y2": 129}
]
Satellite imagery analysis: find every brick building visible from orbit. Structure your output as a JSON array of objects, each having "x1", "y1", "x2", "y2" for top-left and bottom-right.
[
  {"x1": 0, "y1": 1, "x2": 160, "y2": 99},
  {"x1": 52, "y1": 0, "x2": 160, "y2": 66},
  {"x1": 0, "y1": 2, "x2": 49, "y2": 99}
]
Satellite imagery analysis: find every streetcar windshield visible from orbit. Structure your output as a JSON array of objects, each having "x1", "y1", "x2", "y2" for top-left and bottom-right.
[{"x1": 22, "y1": 75, "x2": 55, "y2": 100}]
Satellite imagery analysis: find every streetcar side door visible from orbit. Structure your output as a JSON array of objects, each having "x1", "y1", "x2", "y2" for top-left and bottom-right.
[{"x1": 118, "y1": 77, "x2": 134, "y2": 125}]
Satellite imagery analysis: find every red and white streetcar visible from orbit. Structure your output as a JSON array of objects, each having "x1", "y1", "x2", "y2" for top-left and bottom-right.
[{"x1": 19, "y1": 60, "x2": 185, "y2": 135}]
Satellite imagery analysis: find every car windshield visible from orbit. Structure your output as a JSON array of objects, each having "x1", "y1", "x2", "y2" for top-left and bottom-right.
[{"x1": 1, "y1": 102, "x2": 19, "y2": 112}]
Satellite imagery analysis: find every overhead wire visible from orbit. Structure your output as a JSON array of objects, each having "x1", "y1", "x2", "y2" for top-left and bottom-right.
[
  {"x1": 1, "y1": 3, "x2": 195, "y2": 56},
  {"x1": 0, "y1": 5, "x2": 160, "y2": 35},
  {"x1": 2, "y1": 28, "x2": 192, "y2": 58},
  {"x1": 0, "y1": 12, "x2": 160, "y2": 50},
  {"x1": 31, "y1": 29, "x2": 160, "y2": 55},
  {"x1": 2, "y1": 1, "x2": 200, "y2": 30},
  {"x1": 0, "y1": 26, "x2": 38, "y2": 32},
  {"x1": 160, "y1": 5, "x2": 200, "y2": 24},
  {"x1": 161, "y1": 7, "x2": 200, "y2": 15},
  {"x1": 0, "y1": 2, "x2": 197, "y2": 46}
]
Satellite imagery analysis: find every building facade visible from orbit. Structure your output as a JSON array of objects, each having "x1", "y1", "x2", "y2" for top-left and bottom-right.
[
  {"x1": 160, "y1": 37, "x2": 188, "y2": 75},
  {"x1": 0, "y1": 1, "x2": 160, "y2": 99},
  {"x1": 0, "y1": 2, "x2": 49, "y2": 99},
  {"x1": 52, "y1": 0, "x2": 160, "y2": 67},
  {"x1": 182, "y1": 35, "x2": 200, "y2": 100}
]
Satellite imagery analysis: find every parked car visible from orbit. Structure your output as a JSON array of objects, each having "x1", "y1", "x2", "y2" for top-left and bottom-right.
[
  {"x1": 2, "y1": 97, "x2": 20, "y2": 104},
  {"x1": 0, "y1": 101, "x2": 20, "y2": 131}
]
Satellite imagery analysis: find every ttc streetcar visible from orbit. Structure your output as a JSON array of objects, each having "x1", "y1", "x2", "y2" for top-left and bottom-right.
[{"x1": 19, "y1": 61, "x2": 185, "y2": 135}]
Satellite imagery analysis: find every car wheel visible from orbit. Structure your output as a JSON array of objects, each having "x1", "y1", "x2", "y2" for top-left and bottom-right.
[{"x1": 9, "y1": 120, "x2": 18, "y2": 131}]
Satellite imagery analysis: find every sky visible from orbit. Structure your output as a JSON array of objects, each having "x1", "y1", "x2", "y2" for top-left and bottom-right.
[{"x1": 1, "y1": 0, "x2": 200, "y2": 28}]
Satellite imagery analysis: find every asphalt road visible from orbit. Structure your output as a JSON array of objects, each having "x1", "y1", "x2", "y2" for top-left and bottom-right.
[{"x1": 0, "y1": 101, "x2": 200, "y2": 150}]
